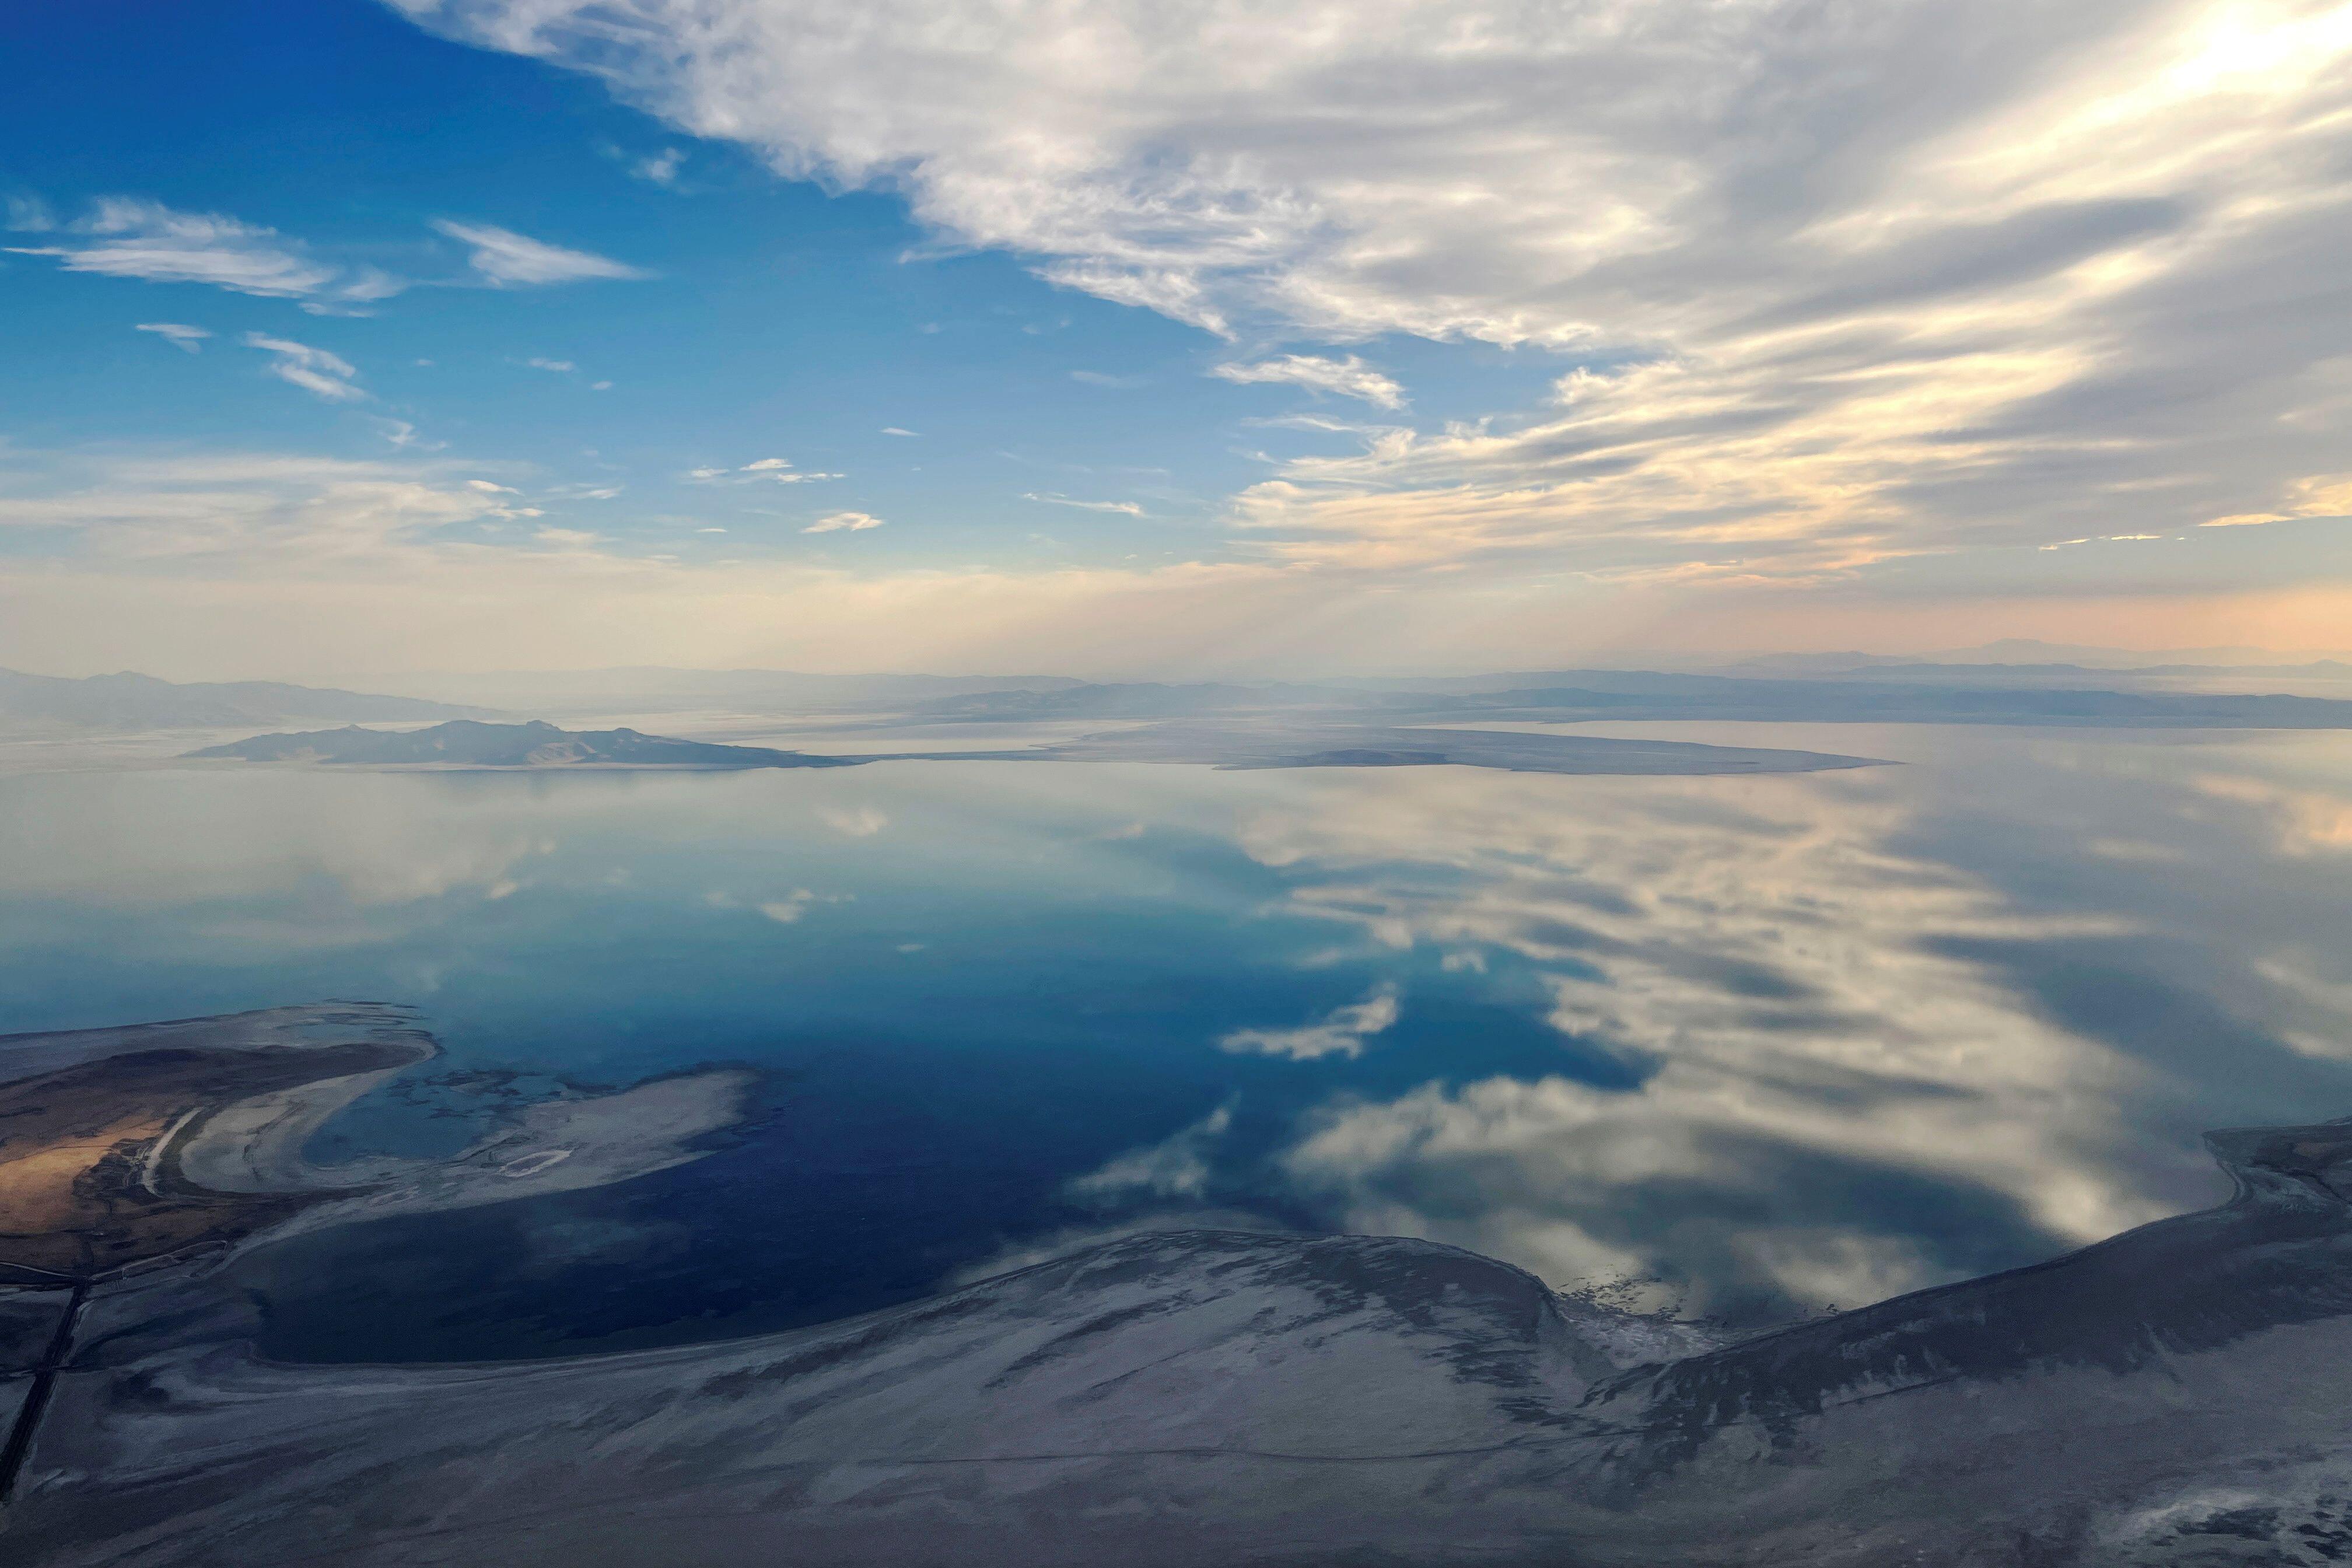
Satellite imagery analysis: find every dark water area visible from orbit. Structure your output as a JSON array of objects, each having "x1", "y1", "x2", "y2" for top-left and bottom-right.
[{"x1": 4, "y1": 726, "x2": 2351, "y2": 1360}]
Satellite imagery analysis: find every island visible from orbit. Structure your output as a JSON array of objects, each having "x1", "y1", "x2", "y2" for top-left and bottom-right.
[{"x1": 185, "y1": 719, "x2": 860, "y2": 769}]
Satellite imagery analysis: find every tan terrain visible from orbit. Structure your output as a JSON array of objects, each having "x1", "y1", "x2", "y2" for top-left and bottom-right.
[{"x1": 0, "y1": 1041, "x2": 426, "y2": 1279}]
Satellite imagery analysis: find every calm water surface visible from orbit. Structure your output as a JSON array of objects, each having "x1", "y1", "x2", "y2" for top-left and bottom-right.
[{"x1": 4, "y1": 723, "x2": 2350, "y2": 1358}]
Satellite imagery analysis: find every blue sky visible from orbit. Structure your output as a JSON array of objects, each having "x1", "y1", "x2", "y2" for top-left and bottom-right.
[
  {"x1": 2, "y1": 0, "x2": 1566, "y2": 581},
  {"x1": 3, "y1": 5, "x2": 1265, "y2": 570},
  {"x1": 3, "y1": 0, "x2": 2348, "y2": 677}
]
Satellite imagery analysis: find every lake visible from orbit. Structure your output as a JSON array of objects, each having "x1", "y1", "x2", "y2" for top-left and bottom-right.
[{"x1": 5, "y1": 722, "x2": 2349, "y2": 1360}]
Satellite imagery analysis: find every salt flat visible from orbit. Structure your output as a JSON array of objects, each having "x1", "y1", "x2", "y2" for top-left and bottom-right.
[{"x1": 4, "y1": 1006, "x2": 2349, "y2": 1566}]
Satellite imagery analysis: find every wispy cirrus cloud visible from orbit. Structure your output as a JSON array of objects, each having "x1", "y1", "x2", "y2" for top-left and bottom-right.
[
  {"x1": 1023, "y1": 492, "x2": 1144, "y2": 516},
  {"x1": 9, "y1": 197, "x2": 405, "y2": 310},
  {"x1": 134, "y1": 322, "x2": 211, "y2": 354},
  {"x1": 430, "y1": 219, "x2": 649, "y2": 286},
  {"x1": 684, "y1": 458, "x2": 844, "y2": 486},
  {"x1": 803, "y1": 510, "x2": 883, "y2": 534},
  {"x1": 372, "y1": 417, "x2": 442, "y2": 452},
  {"x1": 634, "y1": 148, "x2": 684, "y2": 187},
  {"x1": 13, "y1": 198, "x2": 642, "y2": 310},
  {"x1": 243, "y1": 332, "x2": 364, "y2": 402},
  {"x1": 1212, "y1": 355, "x2": 1405, "y2": 411},
  {"x1": 0, "y1": 451, "x2": 535, "y2": 561}
]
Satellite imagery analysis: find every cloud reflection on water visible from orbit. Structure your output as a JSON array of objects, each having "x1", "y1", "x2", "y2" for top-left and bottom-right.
[
  {"x1": 5, "y1": 733, "x2": 2352, "y2": 1336},
  {"x1": 1181, "y1": 732, "x2": 2352, "y2": 1319}
]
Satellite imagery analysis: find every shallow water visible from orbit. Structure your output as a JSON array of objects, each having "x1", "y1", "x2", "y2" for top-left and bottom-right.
[{"x1": 3, "y1": 724, "x2": 2349, "y2": 1359}]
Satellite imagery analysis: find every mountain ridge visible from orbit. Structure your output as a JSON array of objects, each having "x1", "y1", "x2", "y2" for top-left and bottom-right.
[
  {"x1": 0, "y1": 667, "x2": 488, "y2": 732},
  {"x1": 186, "y1": 719, "x2": 856, "y2": 769}
]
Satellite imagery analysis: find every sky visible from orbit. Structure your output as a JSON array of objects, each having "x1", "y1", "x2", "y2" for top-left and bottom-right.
[{"x1": 3, "y1": 0, "x2": 2350, "y2": 681}]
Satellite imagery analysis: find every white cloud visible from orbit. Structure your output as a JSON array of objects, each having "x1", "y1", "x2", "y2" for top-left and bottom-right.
[
  {"x1": 383, "y1": 1, "x2": 2352, "y2": 342},
  {"x1": 430, "y1": 219, "x2": 649, "y2": 286},
  {"x1": 634, "y1": 148, "x2": 684, "y2": 186},
  {"x1": 134, "y1": 322, "x2": 210, "y2": 354},
  {"x1": 818, "y1": 805, "x2": 888, "y2": 837},
  {"x1": 880, "y1": 426, "x2": 918, "y2": 437},
  {"x1": 243, "y1": 332, "x2": 363, "y2": 402},
  {"x1": 1212, "y1": 355, "x2": 1405, "y2": 411},
  {"x1": 803, "y1": 510, "x2": 883, "y2": 533},
  {"x1": 687, "y1": 459, "x2": 843, "y2": 487},
  {"x1": 1220, "y1": 985, "x2": 1399, "y2": 1062},
  {"x1": 1242, "y1": 413, "x2": 1389, "y2": 436},
  {"x1": 10, "y1": 197, "x2": 404, "y2": 306},
  {"x1": 381, "y1": 0, "x2": 2352, "y2": 589},
  {"x1": 1023, "y1": 492, "x2": 1144, "y2": 517},
  {"x1": 0, "y1": 450, "x2": 531, "y2": 561},
  {"x1": 2203, "y1": 474, "x2": 2352, "y2": 531},
  {"x1": 526, "y1": 357, "x2": 576, "y2": 373},
  {"x1": 299, "y1": 267, "x2": 405, "y2": 316}
]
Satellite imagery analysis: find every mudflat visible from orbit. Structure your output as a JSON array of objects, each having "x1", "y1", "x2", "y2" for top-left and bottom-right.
[{"x1": 0, "y1": 1009, "x2": 431, "y2": 1280}]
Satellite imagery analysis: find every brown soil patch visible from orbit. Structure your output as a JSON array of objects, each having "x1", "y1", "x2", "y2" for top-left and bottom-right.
[{"x1": 0, "y1": 1042, "x2": 415, "y2": 1278}]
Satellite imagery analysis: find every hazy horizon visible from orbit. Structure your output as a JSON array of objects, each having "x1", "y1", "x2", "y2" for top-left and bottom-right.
[{"x1": 13, "y1": 634, "x2": 2352, "y2": 694}]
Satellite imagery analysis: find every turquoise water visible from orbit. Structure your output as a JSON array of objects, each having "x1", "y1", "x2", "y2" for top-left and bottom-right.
[{"x1": 5, "y1": 725, "x2": 2350, "y2": 1356}]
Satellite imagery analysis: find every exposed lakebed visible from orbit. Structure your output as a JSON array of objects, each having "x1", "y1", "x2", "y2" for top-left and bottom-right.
[{"x1": 7, "y1": 1001, "x2": 2352, "y2": 1566}]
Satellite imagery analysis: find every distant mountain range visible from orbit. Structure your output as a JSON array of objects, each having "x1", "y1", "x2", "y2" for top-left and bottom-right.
[
  {"x1": 0, "y1": 668, "x2": 485, "y2": 731},
  {"x1": 1731, "y1": 655, "x2": 2352, "y2": 684},
  {"x1": 1903, "y1": 637, "x2": 2351, "y2": 668},
  {"x1": 187, "y1": 718, "x2": 1880, "y2": 778},
  {"x1": 912, "y1": 681, "x2": 1408, "y2": 719},
  {"x1": 918, "y1": 672, "x2": 2352, "y2": 728},
  {"x1": 24, "y1": 653, "x2": 2352, "y2": 738},
  {"x1": 188, "y1": 720, "x2": 858, "y2": 769},
  {"x1": 384, "y1": 667, "x2": 1090, "y2": 716}
]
